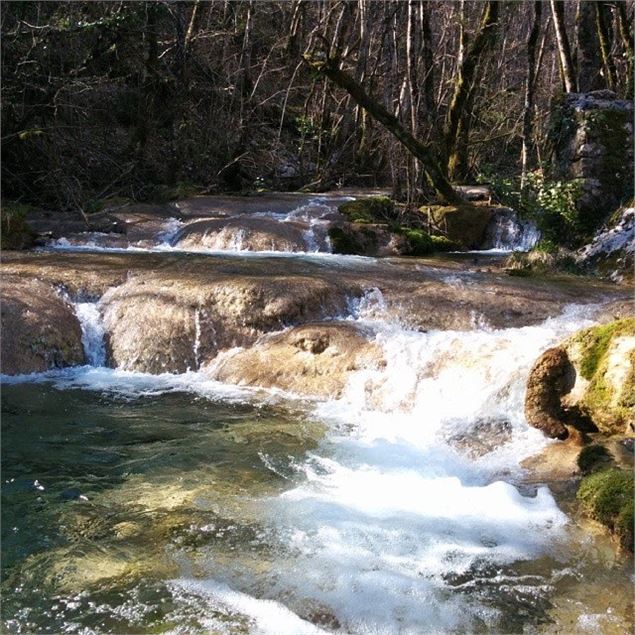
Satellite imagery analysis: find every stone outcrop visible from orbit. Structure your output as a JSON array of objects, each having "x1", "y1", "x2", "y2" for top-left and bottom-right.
[
  {"x1": 174, "y1": 216, "x2": 311, "y2": 252},
  {"x1": 101, "y1": 275, "x2": 359, "y2": 373},
  {"x1": 0, "y1": 276, "x2": 84, "y2": 375},
  {"x1": 419, "y1": 204, "x2": 496, "y2": 249},
  {"x1": 206, "y1": 322, "x2": 383, "y2": 398},
  {"x1": 525, "y1": 318, "x2": 635, "y2": 438},
  {"x1": 550, "y1": 91, "x2": 634, "y2": 227},
  {"x1": 525, "y1": 347, "x2": 576, "y2": 439},
  {"x1": 576, "y1": 206, "x2": 635, "y2": 283}
]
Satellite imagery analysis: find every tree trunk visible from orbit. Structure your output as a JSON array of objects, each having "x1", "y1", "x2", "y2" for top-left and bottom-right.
[
  {"x1": 444, "y1": 0, "x2": 500, "y2": 182},
  {"x1": 616, "y1": 1, "x2": 634, "y2": 97},
  {"x1": 304, "y1": 54, "x2": 463, "y2": 205},
  {"x1": 522, "y1": 1, "x2": 542, "y2": 187},
  {"x1": 550, "y1": 0, "x2": 576, "y2": 92},
  {"x1": 595, "y1": 1, "x2": 617, "y2": 91},
  {"x1": 576, "y1": 0, "x2": 602, "y2": 92}
]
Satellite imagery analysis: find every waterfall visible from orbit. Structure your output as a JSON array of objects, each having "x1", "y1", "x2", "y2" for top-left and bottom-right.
[
  {"x1": 481, "y1": 208, "x2": 541, "y2": 251},
  {"x1": 73, "y1": 302, "x2": 107, "y2": 367}
]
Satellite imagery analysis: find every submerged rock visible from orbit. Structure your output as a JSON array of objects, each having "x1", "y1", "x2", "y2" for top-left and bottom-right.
[
  {"x1": 207, "y1": 322, "x2": 382, "y2": 398},
  {"x1": 0, "y1": 276, "x2": 84, "y2": 375},
  {"x1": 525, "y1": 318, "x2": 635, "y2": 438}
]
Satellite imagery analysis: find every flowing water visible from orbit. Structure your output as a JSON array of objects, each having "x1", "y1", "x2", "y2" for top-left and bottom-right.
[
  {"x1": 2, "y1": 194, "x2": 633, "y2": 634},
  {"x1": 2, "y1": 289, "x2": 633, "y2": 634}
]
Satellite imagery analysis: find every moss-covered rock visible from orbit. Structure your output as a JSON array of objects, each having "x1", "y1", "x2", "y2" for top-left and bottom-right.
[
  {"x1": 419, "y1": 203, "x2": 494, "y2": 249},
  {"x1": 576, "y1": 444, "x2": 612, "y2": 474},
  {"x1": 577, "y1": 467, "x2": 634, "y2": 551},
  {"x1": 525, "y1": 318, "x2": 635, "y2": 438},
  {"x1": 338, "y1": 197, "x2": 396, "y2": 224},
  {"x1": 1, "y1": 202, "x2": 37, "y2": 250},
  {"x1": 568, "y1": 318, "x2": 635, "y2": 434},
  {"x1": 328, "y1": 225, "x2": 376, "y2": 255}
]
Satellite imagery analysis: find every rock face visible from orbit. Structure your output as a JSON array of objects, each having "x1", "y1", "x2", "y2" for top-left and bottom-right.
[
  {"x1": 174, "y1": 216, "x2": 310, "y2": 252},
  {"x1": 550, "y1": 91, "x2": 634, "y2": 227},
  {"x1": 0, "y1": 277, "x2": 84, "y2": 375},
  {"x1": 101, "y1": 275, "x2": 359, "y2": 373},
  {"x1": 525, "y1": 318, "x2": 635, "y2": 438},
  {"x1": 207, "y1": 322, "x2": 382, "y2": 398},
  {"x1": 576, "y1": 206, "x2": 635, "y2": 282}
]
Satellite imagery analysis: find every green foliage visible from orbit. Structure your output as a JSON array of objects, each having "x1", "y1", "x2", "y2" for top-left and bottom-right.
[
  {"x1": 477, "y1": 169, "x2": 584, "y2": 246},
  {"x1": 577, "y1": 444, "x2": 612, "y2": 474},
  {"x1": 532, "y1": 239, "x2": 559, "y2": 254},
  {"x1": 1, "y1": 202, "x2": 37, "y2": 249},
  {"x1": 577, "y1": 467, "x2": 634, "y2": 550},
  {"x1": 338, "y1": 197, "x2": 395, "y2": 224},
  {"x1": 143, "y1": 182, "x2": 200, "y2": 203}
]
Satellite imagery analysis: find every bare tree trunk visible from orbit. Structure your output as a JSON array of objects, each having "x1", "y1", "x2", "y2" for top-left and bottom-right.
[
  {"x1": 445, "y1": 0, "x2": 500, "y2": 182},
  {"x1": 576, "y1": 0, "x2": 602, "y2": 92},
  {"x1": 550, "y1": 0, "x2": 576, "y2": 92},
  {"x1": 304, "y1": 53, "x2": 463, "y2": 205},
  {"x1": 616, "y1": 0, "x2": 634, "y2": 97},
  {"x1": 521, "y1": 1, "x2": 542, "y2": 188},
  {"x1": 595, "y1": 1, "x2": 617, "y2": 91}
]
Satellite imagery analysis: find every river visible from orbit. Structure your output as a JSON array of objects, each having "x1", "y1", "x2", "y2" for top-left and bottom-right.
[{"x1": 1, "y1": 194, "x2": 632, "y2": 634}]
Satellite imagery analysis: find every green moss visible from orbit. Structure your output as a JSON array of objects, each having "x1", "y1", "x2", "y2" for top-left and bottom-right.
[
  {"x1": 338, "y1": 197, "x2": 395, "y2": 224},
  {"x1": 401, "y1": 228, "x2": 434, "y2": 256},
  {"x1": 328, "y1": 227, "x2": 365, "y2": 255},
  {"x1": 577, "y1": 467, "x2": 634, "y2": 550},
  {"x1": 145, "y1": 182, "x2": 200, "y2": 203},
  {"x1": 573, "y1": 318, "x2": 635, "y2": 380},
  {"x1": 577, "y1": 444, "x2": 612, "y2": 474},
  {"x1": 1, "y1": 202, "x2": 37, "y2": 249}
]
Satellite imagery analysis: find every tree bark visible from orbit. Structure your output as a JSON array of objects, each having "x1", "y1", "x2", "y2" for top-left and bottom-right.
[
  {"x1": 304, "y1": 53, "x2": 463, "y2": 205},
  {"x1": 595, "y1": 1, "x2": 617, "y2": 91},
  {"x1": 444, "y1": 0, "x2": 500, "y2": 182},
  {"x1": 550, "y1": 0, "x2": 576, "y2": 92},
  {"x1": 616, "y1": 0, "x2": 634, "y2": 97},
  {"x1": 522, "y1": 1, "x2": 542, "y2": 186},
  {"x1": 576, "y1": 0, "x2": 602, "y2": 92}
]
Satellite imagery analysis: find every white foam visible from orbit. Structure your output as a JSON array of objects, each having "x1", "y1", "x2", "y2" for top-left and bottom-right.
[
  {"x1": 73, "y1": 301, "x2": 107, "y2": 366},
  {"x1": 170, "y1": 579, "x2": 329, "y2": 635}
]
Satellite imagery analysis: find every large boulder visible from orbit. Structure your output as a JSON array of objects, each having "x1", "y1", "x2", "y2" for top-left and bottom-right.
[
  {"x1": 0, "y1": 276, "x2": 84, "y2": 374},
  {"x1": 525, "y1": 318, "x2": 635, "y2": 438},
  {"x1": 173, "y1": 216, "x2": 310, "y2": 252},
  {"x1": 549, "y1": 91, "x2": 634, "y2": 227},
  {"x1": 101, "y1": 275, "x2": 360, "y2": 373},
  {"x1": 206, "y1": 322, "x2": 382, "y2": 398},
  {"x1": 419, "y1": 204, "x2": 495, "y2": 249}
]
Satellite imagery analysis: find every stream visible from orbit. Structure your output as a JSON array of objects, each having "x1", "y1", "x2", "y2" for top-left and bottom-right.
[{"x1": 1, "y1": 194, "x2": 633, "y2": 634}]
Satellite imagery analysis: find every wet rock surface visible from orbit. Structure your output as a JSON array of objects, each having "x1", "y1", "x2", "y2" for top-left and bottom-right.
[
  {"x1": 0, "y1": 276, "x2": 84, "y2": 374},
  {"x1": 207, "y1": 322, "x2": 383, "y2": 398}
]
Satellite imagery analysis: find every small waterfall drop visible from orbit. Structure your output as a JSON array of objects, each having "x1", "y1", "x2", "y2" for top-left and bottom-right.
[
  {"x1": 482, "y1": 208, "x2": 541, "y2": 251},
  {"x1": 74, "y1": 302, "x2": 107, "y2": 367}
]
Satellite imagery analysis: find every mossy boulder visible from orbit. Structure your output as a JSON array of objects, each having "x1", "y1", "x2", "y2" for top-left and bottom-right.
[
  {"x1": 419, "y1": 203, "x2": 494, "y2": 249},
  {"x1": 1, "y1": 203, "x2": 37, "y2": 250},
  {"x1": 525, "y1": 318, "x2": 635, "y2": 438},
  {"x1": 328, "y1": 225, "x2": 379, "y2": 256},
  {"x1": 577, "y1": 467, "x2": 634, "y2": 551},
  {"x1": 567, "y1": 318, "x2": 635, "y2": 434},
  {"x1": 338, "y1": 197, "x2": 396, "y2": 224}
]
